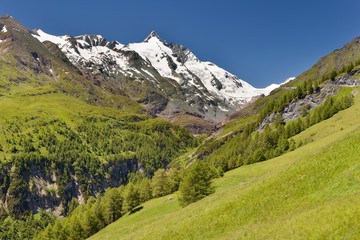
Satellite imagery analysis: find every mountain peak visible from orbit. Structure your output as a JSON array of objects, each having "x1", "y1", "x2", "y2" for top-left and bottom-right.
[
  {"x1": 0, "y1": 14, "x2": 17, "y2": 24},
  {"x1": 1, "y1": 14, "x2": 13, "y2": 20},
  {"x1": 144, "y1": 30, "x2": 164, "y2": 43},
  {"x1": 0, "y1": 14, "x2": 31, "y2": 33}
]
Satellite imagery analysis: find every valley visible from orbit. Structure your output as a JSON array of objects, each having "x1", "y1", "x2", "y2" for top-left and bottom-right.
[{"x1": 0, "y1": 12, "x2": 360, "y2": 240}]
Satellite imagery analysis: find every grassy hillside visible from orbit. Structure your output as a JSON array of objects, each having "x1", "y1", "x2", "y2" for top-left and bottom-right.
[
  {"x1": 0, "y1": 88, "x2": 197, "y2": 216},
  {"x1": 89, "y1": 88, "x2": 360, "y2": 240}
]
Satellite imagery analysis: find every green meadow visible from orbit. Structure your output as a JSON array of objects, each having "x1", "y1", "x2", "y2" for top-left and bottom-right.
[{"x1": 89, "y1": 89, "x2": 360, "y2": 240}]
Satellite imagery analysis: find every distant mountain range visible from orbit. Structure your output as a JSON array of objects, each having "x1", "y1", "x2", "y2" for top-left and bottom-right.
[{"x1": 32, "y1": 28, "x2": 282, "y2": 132}]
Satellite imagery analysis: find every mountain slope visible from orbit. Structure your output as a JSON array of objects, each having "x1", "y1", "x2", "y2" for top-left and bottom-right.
[
  {"x1": 89, "y1": 87, "x2": 360, "y2": 239},
  {"x1": 191, "y1": 32, "x2": 360, "y2": 166},
  {"x1": 32, "y1": 29, "x2": 277, "y2": 132},
  {"x1": 0, "y1": 15, "x2": 196, "y2": 217},
  {"x1": 295, "y1": 36, "x2": 360, "y2": 84},
  {"x1": 0, "y1": 15, "x2": 140, "y2": 111},
  {"x1": 87, "y1": 33, "x2": 360, "y2": 239}
]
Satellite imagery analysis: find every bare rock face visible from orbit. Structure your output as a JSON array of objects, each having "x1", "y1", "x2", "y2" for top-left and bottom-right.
[
  {"x1": 258, "y1": 70, "x2": 360, "y2": 131},
  {"x1": 0, "y1": 159, "x2": 139, "y2": 217},
  {"x1": 332, "y1": 69, "x2": 360, "y2": 86}
]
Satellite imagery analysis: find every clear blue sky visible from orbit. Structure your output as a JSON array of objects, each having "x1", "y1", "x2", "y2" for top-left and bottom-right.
[{"x1": 1, "y1": 0, "x2": 360, "y2": 87}]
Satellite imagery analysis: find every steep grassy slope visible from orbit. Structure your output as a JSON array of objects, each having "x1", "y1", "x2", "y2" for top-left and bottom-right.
[{"x1": 89, "y1": 88, "x2": 360, "y2": 239}]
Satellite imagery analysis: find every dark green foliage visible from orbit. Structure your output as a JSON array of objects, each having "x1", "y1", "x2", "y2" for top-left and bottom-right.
[
  {"x1": 81, "y1": 198, "x2": 102, "y2": 236},
  {"x1": 167, "y1": 168, "x2": 182, "y2": 193},
  {"x1": 123, "y1": 183, "x2": 140, "y2": 213},
  {"x1": 195, "y1": 138, "x2": 226, "y2": 160},
  {"x1": 76, "y1": 116, "x2": 196, "y2": 176},
  {"x1": 67, "y1": 217, "x2": 85, "y2": 240},
  {"x1": 0, "y1": 211, "x2": 55, "y2": 240},
  {"x1": 321, "y1": 59, "x2": 359, "y2": 82},
  {"x1": 0, "y1": 112, "x2": 196, "y2": 239},
  {"x1": 0, "y1": 114, "x2": 196, "y2": 218},
  {"x1": 67, "y1": 198, "x2": 79, "y2": 215},
  {"x1": 137, "y1": 178, "x2": 152, "y2": 202},
  {"x1": 330, "y1": 70, "x2": 338, "y2": 80},
  {"x1": 178, "y1": 161, "x2": 215, "y2": 207},
  {"x1": 34, "y1": 166, "x2": 184, "y2": 239},
  {"x1": 102, "y1": 187, "x2": 124, "y2": 225}
]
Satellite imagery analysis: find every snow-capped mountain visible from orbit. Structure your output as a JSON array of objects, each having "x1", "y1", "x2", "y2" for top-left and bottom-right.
[{"x1": 33, "y1": 29, "x2": 279, "y2": 124}]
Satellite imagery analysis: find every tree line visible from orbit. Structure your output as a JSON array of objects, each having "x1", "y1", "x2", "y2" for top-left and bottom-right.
[
  {"x1": 35, "y1": 161, "x2": 218, "y2": 239},
  {"x1": 0, "y1": 113, "x2": 197, "y2": 238}
]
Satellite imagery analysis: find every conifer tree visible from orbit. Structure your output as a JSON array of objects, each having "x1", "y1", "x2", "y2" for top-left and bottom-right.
[
  {"x1": 138, "y1": 178, "x2": 152, "y2": 203},
  {"x1": 151, "y1": 169, "x2": 171, "y2": 197},
  {"x1": 123, "y1": 183, "x2": 140, "y2": 213},
  {"x1": 103, "y1": 187, "x2": 123, "y2": 224},
  {"x1": 178, "y1": 161, "x2": 214, "y2": 207}
]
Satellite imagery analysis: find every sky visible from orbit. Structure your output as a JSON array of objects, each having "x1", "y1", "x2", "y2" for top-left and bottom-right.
[{"x1": 1, "y1": 0, "x2": 360, "y2": 87}]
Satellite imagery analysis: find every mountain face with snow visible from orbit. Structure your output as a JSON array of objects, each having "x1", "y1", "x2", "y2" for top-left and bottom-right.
[{"x1": 33, "y1": 29, "x2": 278, "y2": 132}]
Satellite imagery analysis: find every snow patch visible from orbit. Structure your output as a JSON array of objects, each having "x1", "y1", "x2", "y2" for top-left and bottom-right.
[
  {"x1": 1, "y1": 25, "x2": 7, "y2": 33},
  {"x1": 33, "y1": 29, "x2": 69, "y2": 45},
  {"x1": 254, "y1": 77, "x2": 296, "y2": 96},
  {"x1": 218, "y1": 105, "x2": 229, "y2": 112},
  {"x1": 141, "y1": 68, "x2": 155, "y2": 78},
  {"x1": 126, "y1": 37, "x2": 178, "y2": 81},
  {"x1": 282, "y1": 77, "x2": 296, "y2": 85}
]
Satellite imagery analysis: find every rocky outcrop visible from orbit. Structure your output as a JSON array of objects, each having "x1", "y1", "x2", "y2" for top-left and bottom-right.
[
  {"x1": 258, "y1": 70, "x2": 360, "y2": 131},
  {"x1": 282, "y1": 84, "x2": 339, "y2": 122},
  {"x1": 0, "y1": 159, "x2": 139, "y2": 217},
  {"x1": 332, "y1": 69, "x2": 360, "y2": 86}
]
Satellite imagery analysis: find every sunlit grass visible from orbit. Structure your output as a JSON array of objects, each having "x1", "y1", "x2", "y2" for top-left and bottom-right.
[
  {"x1": 0, "y1": 89, "x2": 145, "y2": 160},
  {"x1": 89, "y1": 89, "x2": 360, "y2": 240}
]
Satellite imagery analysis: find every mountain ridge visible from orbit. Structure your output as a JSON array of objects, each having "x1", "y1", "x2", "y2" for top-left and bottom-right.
[{"x1": 32, "y1": 27, "x2": 281, "y2": 132}]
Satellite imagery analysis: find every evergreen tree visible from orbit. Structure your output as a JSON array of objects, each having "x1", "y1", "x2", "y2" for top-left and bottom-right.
[
  {"x1": 151, "y1": 169, "x2": 171, "y2": 197},
  {"x1": 167, "y1": 168, "x2": 182, "y2": 192},
  {"x1": 67, "y1": 197, "x2": 79, "y2": 215},
  {"x1": 138, "y1": 178, "x2": 152, "y2": 203},
  {"x1": 178, "y1": 161, "x2": 214, "y2": 207},
  {"x1": 306, "y1": 80, "x2": 314, "y2": 94},
  {"x1": 67, "y1": 217, "x2": 85, "y2": 240},
  {"x1": 123, "y1": 183, "x2": 140, "y2": 213},
  {"x1": 313, "y1": 80, "x2": 320, "y2": 92},
  {"x1": 93, "y1": 197, "x2": 106, "y2": 230},
  {"x1": 102, "y1": 187, "x2": 123, "y2": 225},
  {"x1": 330, "y1": 70, "x2": 338, "y2": 80},
  {"x1": 51, "y1": 220, "x2": 67, "y2": 240},
  {"x1": 81, "y1": 200, "x2": 100, "y2": 237}
]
